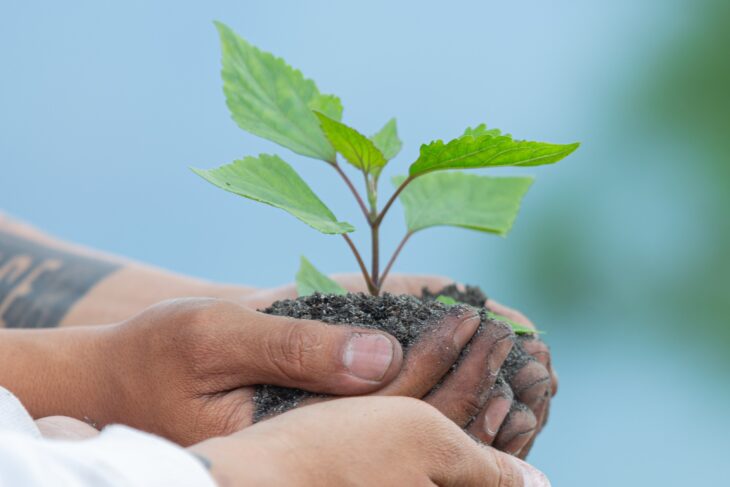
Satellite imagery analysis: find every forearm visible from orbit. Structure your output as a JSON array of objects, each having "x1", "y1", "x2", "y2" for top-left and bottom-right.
[{"x1": 0, "y1": 213, "x2": 256, "y2": 328}]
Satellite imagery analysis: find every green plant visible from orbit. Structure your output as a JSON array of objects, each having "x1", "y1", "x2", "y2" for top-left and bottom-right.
[{"x1": 194, "y1": 22, "x2": 580, "y2": 296}]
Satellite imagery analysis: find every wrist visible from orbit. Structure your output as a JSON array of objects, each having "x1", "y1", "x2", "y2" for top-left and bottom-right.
[{"x1": 0, "y1": 326, "x2": 116, "y2": 423}]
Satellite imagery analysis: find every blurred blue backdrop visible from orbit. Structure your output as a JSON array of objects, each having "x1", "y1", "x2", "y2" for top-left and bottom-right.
[{"x1": 2, "y1": 1, "x2": 729, "y2": 484}]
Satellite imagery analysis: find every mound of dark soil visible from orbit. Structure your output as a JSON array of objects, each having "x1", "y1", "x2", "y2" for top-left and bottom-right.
[{"x1": 255, "y1": 285, "x2": 536, "y2": 422}]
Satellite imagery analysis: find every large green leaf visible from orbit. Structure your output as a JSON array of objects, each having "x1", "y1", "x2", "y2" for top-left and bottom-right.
[
  {"x1": 371, "y1": 118, "x2": 403, "y2": 161},
  {"x1": 216, "y1": 22, "x2": 341, "y2": 161},
  {"x1": 409, "y1": 129, "x2": 579, "y2": 177},
  {"x1": 314, "y1": 112, "x2": 387, "y2": 174},
  {"x1": 296, "y1": 256, "x2": 348, "y2": 296},
  {"x1": 393, "y1": 172, "x2": 533, "y2": 235},
  {"x1": 192, "y1": 154, "x2": 354, "y2": 234}
]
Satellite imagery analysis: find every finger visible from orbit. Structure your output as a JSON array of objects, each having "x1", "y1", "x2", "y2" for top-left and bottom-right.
[
  {"x1": 213, "y1": 304, "x2": 404, "y2": 395},
  {"x1": 503, "y1": 352, "x2": 550, "y2": 459},
  {"x1": 466, "y1": 377, "x2": 514, "y2": 445},
  {"x1": 330, "y1": 273, "x2": 455, "y2": 296},
  {"x1": 516, "y1": 393, "x2": 549, "y2": 460},
  {"x1": 425, "y1": 320, "x2": 513, "y2": 426},
  {"x1": 373, "y1": 307, "x2": 482, "y2": 398},
  {"x1": 253, "y1": 307, "x2": 480, "y2": 421},
  {"x1": 486, "y1": 299, "x2": 535, "y2": 330},
  {"x1": 493, "y1": 404, "x2": 538, "y2": 456},
  {"x1": 520, "y1": 337, "x2": 558, "y2": 397},
  {"x1": 488, "y1": 300, "x2": 559, "y2": 398},
  {"x1": 380, "y1": 274, "x2": 456, "y2": 296},
  {"x1": 510, "y1": 360, "x2": 552, "y2": 417}
]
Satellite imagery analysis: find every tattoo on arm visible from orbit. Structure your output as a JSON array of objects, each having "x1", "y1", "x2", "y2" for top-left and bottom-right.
[{"x1": 0, "y1": 230, "x2": 120, "y2": 328}]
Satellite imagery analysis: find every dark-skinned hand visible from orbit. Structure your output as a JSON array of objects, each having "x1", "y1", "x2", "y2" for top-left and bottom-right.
[{"x1": 243, "y1": 273, "x2": 557, "y2": 458}]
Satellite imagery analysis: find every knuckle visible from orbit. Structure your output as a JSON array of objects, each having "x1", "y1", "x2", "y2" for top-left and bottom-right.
[
  {"x1": 407, "y1": 397, "x2": 446, "y2": 422},
  {"x1": 431, "y1": 336, "x2": 462, "y2": 364},
  {"x1": 487, "y1": 447, "x2": 520, "y2": 487},
  {"x1": 386, "y1": 397, "x2": 446, "y2": 430},
  {"x1": 180, "y1": 298, "x2": 236, "y2": 327},
  {"x1": 169, "y1": 299, "x2": 240, "y2": 371},
  {"x1": 267, "y1": 323, "x2": 326, "y2": 380},
  {"x1": 426, "y1": 429, "x2": 474, "y2": 475},
  {"x1": 459, "y1": 393, "x2": 485, "y2": 421}
]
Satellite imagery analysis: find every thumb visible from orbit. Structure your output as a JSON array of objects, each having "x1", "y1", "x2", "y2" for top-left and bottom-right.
[{"x1": 222, "y1": 308, "x2": 403, "y2": 395}]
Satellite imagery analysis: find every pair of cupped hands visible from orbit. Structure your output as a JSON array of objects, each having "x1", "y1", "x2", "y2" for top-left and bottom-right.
[{"x1": 39, "y1": 274, "x2": 555, "y2": 485}]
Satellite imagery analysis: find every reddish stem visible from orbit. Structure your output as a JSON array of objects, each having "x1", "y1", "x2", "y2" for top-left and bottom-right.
[
  {"x1": 374, "y1": 174, "x2": 415, "y2": 227},
  {"x1": 332, "y1": 162, "x2": 371, "y2": 222},
  {"x1": 378, "y1": 231, "x2": 413, "y2": 290},
  {"x1": 342, "y1": 234, "x2": 377, "y2": 294}
]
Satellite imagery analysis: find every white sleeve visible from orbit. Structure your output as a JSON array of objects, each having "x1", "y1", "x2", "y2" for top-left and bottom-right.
[
  {"x1": 0, "y1": 425, "x2": 217, "y2": 487},
  {"x1": 0, "y1": 387, "x2": 41, "y2": 437}
]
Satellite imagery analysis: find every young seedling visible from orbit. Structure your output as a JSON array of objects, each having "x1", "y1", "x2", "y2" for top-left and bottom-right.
[{"x1": 193, "y1": 22, "x2": 579, "y2": 298}]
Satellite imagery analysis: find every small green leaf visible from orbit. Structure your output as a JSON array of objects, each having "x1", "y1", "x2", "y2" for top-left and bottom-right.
[
  {"x1": 296, "y1": 256, "x2": 348, "y2": 296},
  {"x1": 434, "y1": 296, "x2": 540, "y2": 334},
  {"x1": 308, "y1": 94, "x2": 343, "y2": 121},
  {"x1": 435, "y1": 295, "x2": 458, "y2": 306},
  {"x1": 486, "y1": 311, "x2": 542, "y2": 335},
  {"x1": 216, "y1": 22, "x2": 341, "y2": 161},
  {"x1": 433, "y1": 295, "x2": 541, "y2": 334},
  {"x1": 193, "y1": 154, "x2": 354, "y2": 235},
  {"x1": 314, "y1": 112, "x2": 387, "y2": 174},
  {"x1": 409, "y1": 128, "x2": 579, "y2": 177},
  {"x1": 371, "y1": 118, "x2": 403, "y2": 161},
  {"x1": 393, "y1": 172, "x2": 533, "y2": 235}
]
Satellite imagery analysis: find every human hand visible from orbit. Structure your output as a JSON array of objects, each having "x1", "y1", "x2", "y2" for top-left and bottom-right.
[
  {"x1": 93, "y1": 297, "x2": 408, "y2": 445},
  {"x1": 333, "y1": 274, "x2": 557, "y2": 458},
  {"x1": 108, "y1": 297, "x2": 511, "y2": 447},
  {"x1": 1, "y1": 293, "x2": 510, "y2": 447},
  {"x1": 248, "y1": 280, "x2": 515, "y2": 442},
  {"x1": 190, "y1": 396, "x2": 551, "y2": 486},
  {"x1": 243, "y1": 273, "x2": 557, "y2": 458}
]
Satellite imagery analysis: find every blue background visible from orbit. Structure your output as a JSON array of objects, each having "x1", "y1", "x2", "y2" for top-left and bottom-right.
[{"x1": 2, "y1": 1, "x2": 729, "y2": 485}]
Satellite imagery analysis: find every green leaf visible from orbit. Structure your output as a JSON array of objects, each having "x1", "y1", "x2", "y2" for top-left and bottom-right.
[
  {"x1": 435, "y1": 295, "x2": 458, "y2": 306},
  {"x1": 308, "y1": 94, "x2": 343, "y2": 121},
  {"x1": 434, "y1": 296, "x2": 540, "y2": 335},
  {"x1": 314, "y1": 112, "x2": 387, "y2": 174},
  {"x1": 462, "y1": 124, "x2": 503, "y2": 138},
  {"x1": 296, "y1": 256, "x2": 348, "y2": 296},
  {"x1": 486, "y1": 311, "x2": 542, "y2": 335},
  {"x1": 216, "y1": 21, "x2": 341, "y2": 161},
  {"x1": 409, "y1": 128, "x2": 580, "y2": 177},
  {"x1": 371, "y1": 118, "x2": 403, "y2": 161},
  {"x1": 192, "y1": 154, "x2": 354, "y2": 234},
  {"x1": 393, "y1": 172, "x2": 533, "y2": 235}
]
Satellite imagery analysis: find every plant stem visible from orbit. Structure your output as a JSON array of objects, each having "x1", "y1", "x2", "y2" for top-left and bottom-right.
[
  {"x1": 373, "y1": 174, "x2": 415, "y2": 227},
  {"x1": 332, "y1": 162, "x2": 371, "y2": 222},
  {"x1": 371, "y1": 223, "x2": 380, "y2": 293},
  {"x1": 364, "y1": 173, "x2": 378, "y2": 216},
  {"x1": 342, "y1": 234, "x2": 377, "y2": 294},
  {"x1": 378, "y1": 231, "x2": 413, "y2": 289}
]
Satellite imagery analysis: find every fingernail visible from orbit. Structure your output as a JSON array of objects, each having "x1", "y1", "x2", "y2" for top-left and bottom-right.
[
  {"x1": 484, "y1": 397, "x2": 511, "y2": 437},
  {"x1": 512, "y1": 457, "x2": 551, "y2": 486},
  {"x1": 453, "y1": 311, "x2": 481, "y2": 348},
  {"x1": 488, "y1": 336, "x2": 514, "y2": 373},
  {"x1": 343, "y1": 333, "x2": 394, "y2": 381}
]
